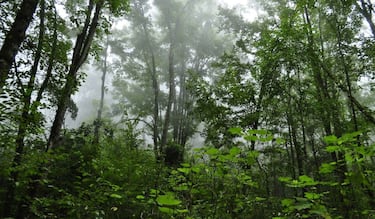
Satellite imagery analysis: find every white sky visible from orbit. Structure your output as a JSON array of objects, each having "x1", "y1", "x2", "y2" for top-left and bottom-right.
[
  {"x1": 218, "y1": 0, "x2": 258, "y2": 21},
  {"x1": 219, "y1": 0, "x2": 249, "y2": 7}
]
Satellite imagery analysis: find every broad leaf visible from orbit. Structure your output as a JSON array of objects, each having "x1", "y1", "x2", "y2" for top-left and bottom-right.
[{"x1": 156, "y1": 194, "x2": 181, "y2": 206}]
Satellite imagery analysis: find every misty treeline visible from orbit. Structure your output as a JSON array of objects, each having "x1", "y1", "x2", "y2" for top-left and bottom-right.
[{"x1": 0, "y1": 0, "x2": 374, "y2": 218}]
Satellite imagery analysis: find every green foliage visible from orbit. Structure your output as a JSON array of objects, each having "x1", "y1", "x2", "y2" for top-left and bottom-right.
[
  {"x1": 278, "y1": 131, "x2": 375, "y2": 219},
  {"x1": 134, "y1": 128, "x2": 283, "y2": 218},
  {"x1": 19, "y1": 122, "x2": 159, "y2": 218},
  {"x1": 1, "y1": 0, "x2": 375, "y2": 218},
  {"x1": 107, "y1": 0, "x2": 130, "y2": 15}
]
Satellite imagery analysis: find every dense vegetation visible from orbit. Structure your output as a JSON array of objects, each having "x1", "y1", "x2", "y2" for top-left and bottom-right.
[{"x1": 0, "y1": 0, "x2": 374, "y2": 218}]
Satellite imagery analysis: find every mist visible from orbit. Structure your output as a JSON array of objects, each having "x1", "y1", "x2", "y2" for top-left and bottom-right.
[
  {"x1": 2, "y1": 0, "x2": 375, "y2": 218},
  {"x1": 65, "y1": 0, "x2": 251, "y2": 147}
]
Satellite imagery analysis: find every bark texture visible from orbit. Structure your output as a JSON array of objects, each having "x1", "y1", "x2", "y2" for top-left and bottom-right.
[
  {"x1": 47, "y1": 0, "x2": 103, "y2": 150},
  {"x1": 0, "y1": 0, "x2": 39, "y2": 91}
]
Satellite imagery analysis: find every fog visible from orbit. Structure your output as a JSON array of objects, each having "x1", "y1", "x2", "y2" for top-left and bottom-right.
[{"x1": 66, "y1": 0, "x2": 253, "y2": 128}]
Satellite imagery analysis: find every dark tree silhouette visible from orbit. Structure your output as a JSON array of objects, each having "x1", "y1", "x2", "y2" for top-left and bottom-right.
[{"x1": 0, "y1": 0, "x2": 39, "y2": 91}]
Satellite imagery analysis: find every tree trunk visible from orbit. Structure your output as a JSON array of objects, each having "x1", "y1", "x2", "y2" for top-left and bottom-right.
[
  {"x1": 136, "y1": 0, "x2": 160, "y2": 156},
  {"x1": 0, "y1": 0, "x2": 39, "y2": 92},
  {"x1": 304, "y1": 5, "x2": 352, "y2": 218},
  {"x1": 2, "y1": 1, "x2": 45, "y2": 216},
  {"x1": 334, "y1": 19, "x2": 360, "y2": 136},
  {"x1": 151, "y1": 52, "x2": 160, "y2": 156},
  {"x1": 160, "y1": 41, "x2": 175, "y2": 154},
  {"x1": 173, "y1": 56, "x2": 187, "y2": 146},
  {"x1": 47, "y1": 0, "x2": 103, "y2": 150},
  {"x1": 286, "y1": 90, "x2": 304, "y2": 179},
  {"x1": 93, "y1": 36, "x2": 109, "y2": 144},
  {"x1": 35, "y1": 3, "x2": 58, "y2": 103}
]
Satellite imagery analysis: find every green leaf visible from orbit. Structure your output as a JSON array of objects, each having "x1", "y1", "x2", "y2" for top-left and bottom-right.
[
  {"x1": 171, "y1": 170, "x2": 179, "y2": 175},
  {"x1": 156, "y1": 194, "x2": 181, "y2": 206},
  {"x1": 181, "y1": 163, "x2": 190, "y2": 167},
  {"x1": 298, "y1": 175, "x2": 318, "y2": 186},
  {"x1": 257, "y1": 129, "x2": 269, "y2": 135},
  {"x1": 281, "y1": 198, "x2": 294, "y2": 207},
  {"x1": 304, "y1": 192, "x2": 322, "y2": 200},
  {"x1": 255, "y1": 197, "x2": 266, "y2": 201},
  {"x1": 206, "y1": 148, "x2": 219, "y2": 156},
  {"x1": 341, "y1": 131, "x2": 362, "y2": 142},
  {"x1": 278, "y1": 177, "x2": 292, "y2": 183},
  {"x1": 136, "y1": 195, "x2": 145, "y2": 200},
  {"x1": 110, "y1": 194, "x2": 122, "y2": 199},
  {"x1": 319, "y1": 162, "x2": 336, "y2": 174},
  {"x1": 191, "y1": 166, "x2": 201, "y2": 173},
  {"x1": 259, "y1": 135, "x2": 274, "y2": 142},
  {"x1": 229, "y1": 147, "x2": 241, "y2": 156},
  {"x1": 174, "y1": 185, "x2": 188, "y2": 191},
  {"x1": 294, "y1": 202, "x2": 312, "y2": 210},
  {"x1": 309, "y1": 205, "x2": 331, "y2": 218},
  {"x1": 276, "y1": 138, "x2": 285, "y2": 144},
  {"x1": 176, "y1": 209, "x2": 189, "y2": 213},
  {"x1": 324, "y1": 135, "x2": 337, "y2": 144},
  {"x1": 149, "y1": 189, "x2": 160, "y2": 197},
  {"x1": 325, "y1": 146, "x2": 340, "y2": 152},
  {"x1": 228, "y1": 127, "x2": 242, "y2": 135},
  {"x1": 158, "y1": 207, "x2": 174, "y2": 214},
  {"x1": 344, "y1": 152, "x2": 354, "y2": 164},
  {"x1": 177, "y1": 167, "x2": 190, "y2": 174},
  {"x1": 244, "y1": 135, "x2": 258, "y2": 142}
]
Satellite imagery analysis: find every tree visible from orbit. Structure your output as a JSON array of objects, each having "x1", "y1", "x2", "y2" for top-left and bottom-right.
[
  {"x1": 2, "y1": 0, "x2": 45, "y2": 216},
  {"x1": 47, "y1": 0, "x2": 130, "y2": 150},
  {"x1": 93, "y1": 35, "x2": 109, "y2": 144},
  {"x1": 191, "y1": 0, "x2": 375, "y2": 217},
  {"x1": 0, "y1": 0, "x2": 39, "y2": 92},
  {"x1": 112, "y1": 0, "x2": 228, "y2": 159}
]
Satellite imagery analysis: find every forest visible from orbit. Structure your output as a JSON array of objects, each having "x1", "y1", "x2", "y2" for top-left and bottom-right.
[{"x1": 0, "y1": 0, "x2": 374, "y2": 218}]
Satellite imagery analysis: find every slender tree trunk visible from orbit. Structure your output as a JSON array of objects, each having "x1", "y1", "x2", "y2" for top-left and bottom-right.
[
  {"x1": 296, "y1": 68, "x2": 308, "y2": 171},
  {"x1": 334, "y1": 20, "x2": 359, "y2": 133},
  {"x1": 160, "y1": 41, "x2": 175, "y2": 154},
  {"x1": 93, "y1": 36, "x2": 109, "y2": 144},
  {"x1": 309, "y1": 5, "x2": 375, "y2": 125},
  {"x1": 304, "y1": 5, "x2": 353, "y2": 218},
  {"x1": 249, "y1": 73, "x2": 268, "y2": 150},
  {"x1": 310, "y1": 136, "x2": 321, "y2": 177},
  {"x1": 159, "y1": 2, "x2": 189, "y2": 156},
  {"x1": 2, "y1": 1, "x2": 45, "y2": 216},
  {"x1": 287, "y1": 123, "x2": 298, "y2": 197},
  {"x1": 173, "y1": 58, "x2": 187, "y2": 146},
  {"x1": 304, "y1": 6, "x2": 334, "y2": 137},
  {"x1": 291, "y1": 124, "x2": 304, "y2": 177},
  {"x1": 0, "y1": 0, "x2": 39, "y2": 92},
  {"x1": 136, "y1": 1, "x2": 160, "y2": 156},
  {"x1": 172, "y1": 76, "x2": 179, "y2": 142},
  {"x1": 151, "y1": 52, "x2": 159, "y2": 156},
  {"x1": 287, "y1": 109, "x2": 304, "y2": 178},
  {"x1": 47, "y1": 0, "x2": 103, "y2": 150},
  {"x1": 35, "y1": 3, "x2": 57, "y2": 103}
]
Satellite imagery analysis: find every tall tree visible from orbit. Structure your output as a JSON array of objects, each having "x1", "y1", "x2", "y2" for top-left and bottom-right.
[
  {"x1": 112, "y1": 0, "x2": 227, "y2": 158},
  {"x1": 47, "y1": 0, "x2": 130, "y2": 150},
  {"x1": 93, "y1": 36, "x2": 109, "y2": 144},
  {"x1": 0, "y1": 0, "x2": 39, "y2": 91},
  {"x1": 2, "y1": 0, "x2": 45, "y2": 216}
]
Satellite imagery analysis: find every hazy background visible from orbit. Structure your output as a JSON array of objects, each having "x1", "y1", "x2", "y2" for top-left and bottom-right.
[{"x1": 65, "y1": 0, "x2": 253, "y2": 128}]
